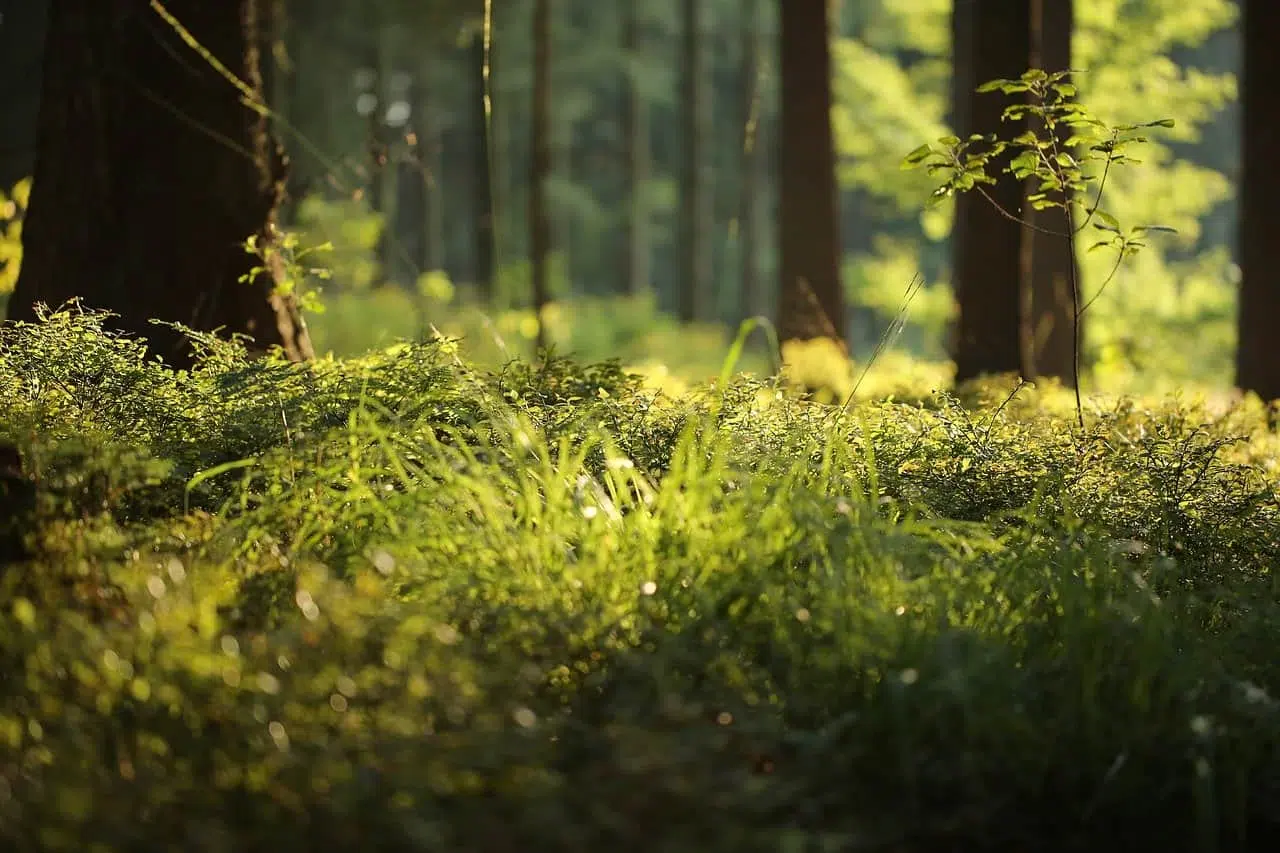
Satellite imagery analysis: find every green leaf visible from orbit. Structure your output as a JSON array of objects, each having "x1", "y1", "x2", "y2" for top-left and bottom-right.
[{"x1": 901, "y1": 144, "x2": 934, "y2": 168}]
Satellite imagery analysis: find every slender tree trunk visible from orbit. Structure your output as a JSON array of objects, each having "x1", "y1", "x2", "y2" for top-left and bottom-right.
[
  {"x1": 530, "y1": 0, "x2": 552, "y2": 351},
  {"x1": 678, "y1": 0, "x2": 710, "y2": 323},
  {"x1": 472, "y1": 32, "x2": 495, "y2": 302},
  {"x1": 413, "y1": 66, "x2": 440, "y2": 276},
  {"x1": 365, "y1": 25, "x2": 390, "y2": 288},
  {"x1": 622, "y1": 1, "x2": 650, "y2": 297},
  {"x1": 1237, "y1": 0, "x2": 1280, "y2": 402},
  {"x1": 736, "y1": 0, "x2": 764, "y2": 324},
  {"x1": 8, "y1": 0, "x2": 311, "y2": 368},
  {"x1": 392, "y1": 75, "x2": 429, "y2": 285},
  {"x1": 1021, "y1": 0, "x2": 1078, "y2": 384},
  {"x1": 270, "y1": 0, "x2": 305, "y2": 228},
  {"x1": 950, "y1": 0, "x2": 1031, "y2": 383},
  {"x1": 777, "y1": 0, "x2": 845, "y2": 346}
]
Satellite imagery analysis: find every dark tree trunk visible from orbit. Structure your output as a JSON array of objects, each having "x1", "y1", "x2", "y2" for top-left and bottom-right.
[
  {"x1": 392, "y1": 76, "x2": 429, "y2": 286},
  {"x1": 8, "y1": 0, "x2": 312, "y2": 368},
  {"x1": 1237, "y1": 0, "x2": 1280, "y2": 402},
  {"x1": 950, "y1": 0, "x2": 1031, "y2": 383},
  {"x1": 678, "y1": 0, "x2": 710, "y2": 323},
  {"x1": 530, "y1": 0, "x2": 552, "y2": 350},
  {"x1": 0, "y1": 0, "x2": 49, "y2": 193},
  {"x1": 777, "y1": 0, "x2": 845, "y2": 346},
  {"x1": 622, "y1": 1, "x2": 650, "y2": 297},
  {"x1": 1021, "y1": 0, "x2": 1078, "y2": 384},
  {"x1": 471, "y1": 32, "x2": 495, "y2": 302},
  {"x1": 394, "y1": 69, "x2": 438, "y2": 281}
]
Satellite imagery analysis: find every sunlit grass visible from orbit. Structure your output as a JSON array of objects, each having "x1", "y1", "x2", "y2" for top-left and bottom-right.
[{"x1": 1, "y1": 308, "x2": 1278, "y2": 851}]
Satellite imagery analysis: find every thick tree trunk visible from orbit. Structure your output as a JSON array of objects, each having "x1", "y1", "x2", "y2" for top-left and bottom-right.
[
  {"x1": 530, "y1": 0, "x2": 552, "y2": 350},
  {"x1": 950, "y1": 0, "x2": 1031, "y2": 383},
  {"x1": 622, "y1": 1, "x2": 650, "y2": 298},
  {"x1": 777, "y1": 0, "x2": 845, "y2": 346},
  {"x1": 8, "y1": 0, "x2": 311, "y2": 368},
  {"x1": 1237, "y1": 0, "x2": 1280, "y2": 402},
  {"x1": 1021, "y1": 0, "x2": 1078, "y2": 384},
  {"x1": 678, "y1": 0, "x2": 711, "y2": 323},
  {"x1": 0, "y1": 0, "x2": 49, "y2": 193}
]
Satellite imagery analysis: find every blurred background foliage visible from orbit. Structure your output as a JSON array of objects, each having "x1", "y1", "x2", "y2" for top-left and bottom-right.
[{"x1": 0, "y1": 0, "x2": 1242, "y2": 394}]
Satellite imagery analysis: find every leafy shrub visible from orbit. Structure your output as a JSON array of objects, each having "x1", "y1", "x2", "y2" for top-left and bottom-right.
[{"x1": 2, "y1": 310, "x2": 1280, "y2": 852}]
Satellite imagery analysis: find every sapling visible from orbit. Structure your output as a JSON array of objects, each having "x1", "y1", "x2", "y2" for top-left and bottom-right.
[
  {"x1": 903, "y1": 68, "x2": 1176, "y2": 428},
  {"x1": 241, "y1": 225, "x2": 334, "y2": 321}
]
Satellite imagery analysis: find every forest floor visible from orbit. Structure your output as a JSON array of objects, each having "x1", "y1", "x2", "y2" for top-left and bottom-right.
[{"x1": 2, "y1": 309, "x2": 1280, "y2": 852}]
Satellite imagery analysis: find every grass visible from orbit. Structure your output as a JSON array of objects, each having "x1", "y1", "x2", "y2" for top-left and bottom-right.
[{"x1": 2, "y1": 307, "x2": 1280, "y2": 852}]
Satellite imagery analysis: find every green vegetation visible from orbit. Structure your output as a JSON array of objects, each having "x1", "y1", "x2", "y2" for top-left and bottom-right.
[
  {"x1": 3, "y1": 1, "x2": 1275, "y2": 850},
  {"x1": 3, "y1": 309, "x2": 1280, "y2": 851}
]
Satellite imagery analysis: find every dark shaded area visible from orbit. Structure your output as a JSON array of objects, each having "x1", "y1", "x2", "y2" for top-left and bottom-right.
[{"x1": 7, "y1": 0, "x2": 311, "y2": 368}]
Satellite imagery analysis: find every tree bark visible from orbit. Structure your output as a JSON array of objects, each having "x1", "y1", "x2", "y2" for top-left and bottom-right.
[
  {"x1": 777, "y1": 0, "x2": 845, "y2": 346},
  {"x1": 1237, "y1": 0, "x2": 1280, "y2": 402},
  {"x1": 678, "y1": 0, "x2": 710, "y2": 323},
  {"x1": 8, "y1": 0, "x2": 312, "y2": 368},
  {"x1": 950, "y1": 0, "x2": 1031, "y2": 383},
  {"x1": 0, "y1": 0, "x2": 50, "y2": 193},
  {"x1": 1020, "y1": 0, "x2": 1078, "y2": 384},
  {"x1": 530, "y1": 0, "x2": 552, "y2": 351}
]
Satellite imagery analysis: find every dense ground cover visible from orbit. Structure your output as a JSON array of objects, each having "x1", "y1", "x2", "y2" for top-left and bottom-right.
[{"x1": 2, "y1": 308, "x2": 1280, "y2": 852}]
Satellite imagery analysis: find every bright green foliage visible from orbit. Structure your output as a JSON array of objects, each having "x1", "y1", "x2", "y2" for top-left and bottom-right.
[
  {"x1": 0, "y1": 178, "x2": 28, "y2": 294},
  {"x1": 833, "y1": 0, "x2": 1238, "y2": 381},
  {"x1": 905, "y1": 68, "x2": 1182, "y2": 423},
  {"x1": 3, "y1": 310, "x2": 1280, "y2": 850}
]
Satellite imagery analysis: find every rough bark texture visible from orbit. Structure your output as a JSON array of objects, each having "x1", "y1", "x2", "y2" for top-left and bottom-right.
[
  {"x1": 529, "y1": 0, "x2": 551, "y2": 350},
  {"x1": 8, "y1": 0, "x2": 313, "y2": 368},
  {"x1": 1020, "y1": 0, "x2": 1078, "y2": 384},
  {"x1": 950, "y1": 0, "x2": 1032, "y2": 383},
  {"x1": 1236, "y1": 0, "x2": 1280, "y2": 402},
  {"x1": 777, "y1": 0, "x2": 845, "y2": 345},
  {"x1": 678, "y1": 0, "x2": 711, "y2": 323}
]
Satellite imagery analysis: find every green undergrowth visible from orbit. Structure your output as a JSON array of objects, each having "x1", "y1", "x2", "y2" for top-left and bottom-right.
[{"x1": 3, "y1": 309, "x2": 1280, "y2": 852}]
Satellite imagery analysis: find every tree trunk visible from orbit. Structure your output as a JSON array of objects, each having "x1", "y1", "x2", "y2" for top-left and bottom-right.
[
  {"x1": 530, "y1": 0, "x2": 552, "y2": 351},
  {"x1": 1237, "y1": 0, "x2": 1280, "y2": 402},
  {"x1": 364, "y1": 24, "x2": 390, "y2": 288},
  {"x1": 678, "y1": 0, "x2": 710, "y2": 323},
  {"x1": 622, "y1": 1, "x2": 650, "y2": 297},
  {"x1": 0, "y1": 0, "x2": 50, "y2": 193},
  {"x1": 471, "y1": 32, "x2": 495, "y2": 302},
  {"x1": 8, "y1": 0, "x2": 312, "y2": 368},
  {"x1": 392, "y1": 74, "x2": 429, "y2": 286},
  {"x1": 1020, "y1": 0, "x2": 1078, "y2": 384},
  {"x1": 777, "y1": 0, "x2": 845, "y2": 346},
  {"x1": 736, "y1": 0, "x2": 764, "y2": 325},
  {"x1": 950, "y1": 0, "x2": 1031, "y2": 383}
]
